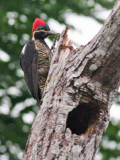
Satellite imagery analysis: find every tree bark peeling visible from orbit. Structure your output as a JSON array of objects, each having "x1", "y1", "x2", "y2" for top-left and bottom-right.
[{"x1": 23, "y1": 1, "x2": 120, "y2": 159}]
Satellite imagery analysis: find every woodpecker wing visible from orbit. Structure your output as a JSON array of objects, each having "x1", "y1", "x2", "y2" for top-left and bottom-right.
[{"x1": 20, "y1": 40, "x2": 41, "y2": 101}]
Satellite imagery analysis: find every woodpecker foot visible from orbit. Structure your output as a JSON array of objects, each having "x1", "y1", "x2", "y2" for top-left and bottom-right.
[
  {"x1": 45, "y1": 77, "x2": 51, "y2": 87},
  {"x1": 56, "y1": 33, "x2": 60, "y2": 40}
]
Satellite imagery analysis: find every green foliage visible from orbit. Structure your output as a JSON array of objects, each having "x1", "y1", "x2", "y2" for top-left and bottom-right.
[
  {"x1": 100, "y1": 121, "x2": 120, "y2": 160},
  {"x1": 0, "y1": 0, "x2": 118, "y2": 159}
]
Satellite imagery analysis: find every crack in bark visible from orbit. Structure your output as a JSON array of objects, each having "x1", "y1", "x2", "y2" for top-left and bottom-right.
[
  {"x1": 92, "y1": 134, "x2": 98, "y2": 160},
  {"x1": 37, "y1": 107, "x2": 53, "y2": 159},
  {"x1": 44, "y1": 107, "x2": 59, "y2": 159}
]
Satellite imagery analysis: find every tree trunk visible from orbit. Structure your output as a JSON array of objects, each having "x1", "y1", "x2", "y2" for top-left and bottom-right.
[{"x1": 23, "y1": 1, "x2": 120, "y2": 159}]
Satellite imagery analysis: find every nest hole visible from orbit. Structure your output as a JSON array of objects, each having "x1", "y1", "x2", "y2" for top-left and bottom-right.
[{"x1": 66, "y1": 102, "x2": 99, "y2": 135}]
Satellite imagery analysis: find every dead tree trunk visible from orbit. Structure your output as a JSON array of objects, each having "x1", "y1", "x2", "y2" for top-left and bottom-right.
[{"x1": 23, "y1": 1, "x2": 120, "y2": 159}]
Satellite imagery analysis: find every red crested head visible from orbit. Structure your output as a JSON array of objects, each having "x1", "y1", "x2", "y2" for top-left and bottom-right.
[{"x1": 32, "y1": 18, "x2": 46, "y2": 34}]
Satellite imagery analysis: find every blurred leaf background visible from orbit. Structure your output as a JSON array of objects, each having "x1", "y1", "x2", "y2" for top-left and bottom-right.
[{"x1": 0, "y1": 0, "x2": 120, "y2": 160}]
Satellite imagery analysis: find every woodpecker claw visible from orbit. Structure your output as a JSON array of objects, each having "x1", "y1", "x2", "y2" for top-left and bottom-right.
[{"x1": 56, "y1": 33, "x2": 60, "y2": 40}]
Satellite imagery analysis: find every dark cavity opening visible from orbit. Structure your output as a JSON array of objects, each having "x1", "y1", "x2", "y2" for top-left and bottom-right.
[{"x1": 66, "y1": 102, "x2": 99, "y2": 135}]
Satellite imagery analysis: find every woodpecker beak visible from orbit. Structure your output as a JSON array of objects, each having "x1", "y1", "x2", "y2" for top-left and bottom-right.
[
  {"x1": 42, "y1": 30, "x2": 56, "y2": 37},
  {"x1": 33, "y1": 29, "x2": 57, "y2": 39},
  {"x1": 38, "y1": 30, "x2": 57, "y2": 39}
]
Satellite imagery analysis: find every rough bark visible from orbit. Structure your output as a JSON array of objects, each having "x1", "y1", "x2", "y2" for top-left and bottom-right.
[{"x1": 23, "y1": 1, "x2": 120, "y2": 160}]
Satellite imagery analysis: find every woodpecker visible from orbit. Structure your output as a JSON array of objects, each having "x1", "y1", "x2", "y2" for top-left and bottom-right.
[{"x1": 20, "y1": 18, "x2": 56, "y2": 104}]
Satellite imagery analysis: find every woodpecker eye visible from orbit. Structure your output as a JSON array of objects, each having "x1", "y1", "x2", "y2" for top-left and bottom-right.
[{"x1": 40, "y1": 27, "x2": 44, "y2": 30}]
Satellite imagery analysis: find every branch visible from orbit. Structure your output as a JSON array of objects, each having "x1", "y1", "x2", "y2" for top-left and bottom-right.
[{"x1": 23, "y1": 0, "x2": 120, "y2": 159}]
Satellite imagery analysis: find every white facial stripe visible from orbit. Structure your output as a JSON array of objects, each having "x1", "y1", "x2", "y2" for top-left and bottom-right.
[
  {"x1": 34, "y1": 30, "x2": 46, "y2": 33},
  {"x1": 21, "y1": 44, "x2": 26, "y2": 55}
]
